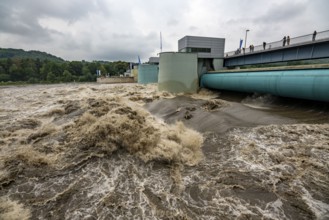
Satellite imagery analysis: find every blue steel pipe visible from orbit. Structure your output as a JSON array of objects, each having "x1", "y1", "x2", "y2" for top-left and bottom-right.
[{"x1": 200, "y1": 69, "x2": 329, "y2": 102}]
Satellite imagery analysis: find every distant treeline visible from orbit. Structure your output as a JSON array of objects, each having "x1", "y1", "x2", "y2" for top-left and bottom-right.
[
  {"x1": 0, "y1": 48, "x2": 129, "y2": 83},
  {"x1": 0, "y1": 48, "x2": 64, "y2": 62}
]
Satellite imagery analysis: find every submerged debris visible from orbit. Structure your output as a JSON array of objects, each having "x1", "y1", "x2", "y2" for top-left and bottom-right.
[
  {"x1": 184, "y1": 110, "x2": 193, "y2": 120},
  {"x1": 201, "y1": 99, "x2": 228, "y2": 111}
]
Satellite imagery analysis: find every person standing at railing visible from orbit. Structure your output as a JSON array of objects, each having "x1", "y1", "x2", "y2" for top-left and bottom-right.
[
  {"x1": 263, "y1": 42, "x2": 266, "y2": 50},
  {"x1": 287, "y1": 36, "x2": 290, "y2": 45},
  {"x1": 283, "y1": 36, "x2": 286, "y2": 46},
  {"x1": 249, "y1": 45, "x2": 254, "y2": 52},
  {"x1": 312, "y1": 31, "x2": 317, "y2": 41}
]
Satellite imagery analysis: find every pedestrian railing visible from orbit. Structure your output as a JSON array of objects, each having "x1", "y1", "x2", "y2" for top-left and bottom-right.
[{"x1": 225, "y1": 30, "x2": 329, "y2": 57}]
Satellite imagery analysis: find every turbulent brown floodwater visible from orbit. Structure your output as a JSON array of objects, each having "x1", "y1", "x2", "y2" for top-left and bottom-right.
[{"x1": 0, "y1": 83, "x2": 329, "y2": 220}]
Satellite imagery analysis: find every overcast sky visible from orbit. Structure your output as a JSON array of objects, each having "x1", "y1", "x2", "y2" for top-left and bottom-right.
[{"x1": 1, "y1": 0, "x2": 328, "y2": 62}]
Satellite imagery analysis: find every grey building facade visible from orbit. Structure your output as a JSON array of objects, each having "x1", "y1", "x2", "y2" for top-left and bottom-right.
[
  {"x1": 178, "y1": 36, "x2": 225, "y2": 59},
  {"x1": 157, "y1": 35, "x2": 226, "y2": 93},
  {"x1": 148, "y1": 57, "x2": 160, "y2": 64}
]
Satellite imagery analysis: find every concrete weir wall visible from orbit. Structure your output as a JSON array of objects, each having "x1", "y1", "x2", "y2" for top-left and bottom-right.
[
  {"x1": 97, "y1": 77, "x2": 135, "y2": 84},
  {"x1": 138, "y1": 64, "x2": 158, "y2": 84},
  {"x1": 158, "y1": 52, "x2": 198, "y2": 93}
]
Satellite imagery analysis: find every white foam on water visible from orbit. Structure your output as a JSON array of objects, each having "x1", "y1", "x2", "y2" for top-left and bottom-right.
[
  {"x1": 293, "y1": 180, "x2": 329, "y2": 219},
  {"x1": 257, "y1": 199, "x2": 287, "y2": 220},
  {"x1": 1, "y1": 83, "x2": 328, "y2": 219}
]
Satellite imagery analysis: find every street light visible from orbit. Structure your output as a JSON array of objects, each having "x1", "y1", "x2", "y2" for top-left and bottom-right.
[{"x1": 244, "y1": 29, "x2": 250, "y2": 50}]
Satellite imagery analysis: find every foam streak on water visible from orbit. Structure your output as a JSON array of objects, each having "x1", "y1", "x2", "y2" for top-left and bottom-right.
[{"x1": 0, "y1": 84, "x2": 328, "y2": 220}]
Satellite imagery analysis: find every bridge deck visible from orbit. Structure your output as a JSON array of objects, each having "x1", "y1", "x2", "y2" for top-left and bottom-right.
[{"x1": 224, "y1": 30, "x2": 329, "y2": 67}]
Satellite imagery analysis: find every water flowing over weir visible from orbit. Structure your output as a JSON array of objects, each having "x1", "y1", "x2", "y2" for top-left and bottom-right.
[
  {"x1": 0, "y1": 84, "x2": 329, "y2": 219},
  {"x1": 201, "y1": 68, "x2": 329, "y2": 102}
]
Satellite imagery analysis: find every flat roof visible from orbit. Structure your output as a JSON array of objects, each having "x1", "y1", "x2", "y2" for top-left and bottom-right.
[{"x1": 179, "y1": 35, "x2": 225, "y2": 40}]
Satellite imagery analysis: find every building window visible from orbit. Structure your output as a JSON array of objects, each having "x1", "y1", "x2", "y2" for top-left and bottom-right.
[
  {"x1": 183, "y1": 47, "x2": 211, "y2": 53},
  {"x1": 191, "y1": 48, "x2": 211, "y2": 53}
]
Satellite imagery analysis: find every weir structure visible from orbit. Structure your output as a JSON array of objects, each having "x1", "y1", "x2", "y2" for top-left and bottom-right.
[
  {"x1": 200, "y1": 30, "x2": 329, "y2": 102},
  {"x1": 158, "y1": 36, "x2": 225, "y2": 93},
  {"x1": 155, "y1": 30, "x2": 329, "y2": 102},
  {"x1": 201, "y1": 67, "x2": 329, "y2": 102},
  {"x1": 138, "y1": 64, "x2": 158, "y2": 84}
]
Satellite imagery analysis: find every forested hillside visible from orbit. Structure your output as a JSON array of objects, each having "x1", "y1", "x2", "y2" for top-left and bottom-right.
[
  {"x1": 0, "y1": 48, "x2": 129, "y2": 83},
  {"x1": 0, "y1": 48, "x2": 64, "y2": 62}
]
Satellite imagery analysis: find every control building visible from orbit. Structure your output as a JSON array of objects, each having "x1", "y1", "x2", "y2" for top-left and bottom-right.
[
  {"x1": 178, "y1": 36, "x2": 225, "y2": 75},
  {"x1": 158, "y1": 36, "x2": 226, "y2": 93}
]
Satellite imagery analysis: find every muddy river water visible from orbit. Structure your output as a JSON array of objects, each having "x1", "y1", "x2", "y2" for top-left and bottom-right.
[{"x1": 0, "y1": 83, "x2": 328, "y2": 220}]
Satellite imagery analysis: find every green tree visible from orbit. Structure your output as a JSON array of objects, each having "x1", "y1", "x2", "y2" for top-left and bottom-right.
[
  {"x1": 82, "y1": 66, "x2": 91, "y2": 76},
  {"x1": 4, "y1": 58, "x2": 13, "y2": 73},
  {"x1": 27, "y1": 77, "x2": 38, "y2": 83},
  {"x1": 0, "y1": 66, "x2": 6, "y2": 75},
  {"x1": 78, "y1": 66, "x2": 94, "y2": 82},
  {"x1": 35, "y1": 58, "x2": 42, "y2": 75},
  {"x1": 99, "y1": 65, "x2": 107, "y2": 77},
  {"x1": 24, "y1": 67, "x2": 36, "y2": 80},
  {"x1": 62, "y1": 70, "x2": 74, "y2": 82},
  {"x1": 40, "y1": 61, "x2": 52, "y2": 81},
  {"x1": 21, "y1": 59, "x2": 38, "y2": 80},
  {"x1": 0, "y1": 73, "x2": 10, "y2": 82},
  {"x1": 49, "y1": 62, "x2": 63, "y2": 78},
  {"x1": 114, "y1": 61, "x2": 128, "y2": 75},
  {"x1": 104, "y1": 63, "x2": 115, "y2": 76},
  {"x1": 87, "y1": 62, "x2": 98, "y2": 76},
  {"x1": 9, "y1": 64, "x2": 20, "y2": 81},
  {"x1": 69, "y1": 61, "x2": 83, "y2": 76},
  {"x1": 46, "y1": 72, "x2": 56, "y2": 82}
]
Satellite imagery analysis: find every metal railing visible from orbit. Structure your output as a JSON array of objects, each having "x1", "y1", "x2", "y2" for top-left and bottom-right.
[{"x1": 225, "y1": 30, "x2": 329, "y2": 57}]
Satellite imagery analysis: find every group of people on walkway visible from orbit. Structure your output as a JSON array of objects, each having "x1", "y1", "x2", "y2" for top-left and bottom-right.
[
  {"x1": 230, "y1": 30, "x2": 318, "y2": 56},
  {"x1": 234, "y1": 48, "x2": 242, "y2": 55},
  {"x1": 282, "y1": 30, "x2": 317, "y2": 46},
  {"x1": 234, "y1": 44, "x2": 254, "y2": 55},
  {"x1": 249, "y1": 44, "x2": 254, "y2": 52},
  {"x1": 282, "y1": 36, "x2": 291, "y2": 46}
]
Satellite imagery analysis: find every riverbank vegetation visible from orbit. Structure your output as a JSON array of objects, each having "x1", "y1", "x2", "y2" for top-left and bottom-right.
[{"x1": 0, "y1": 48, "x2": 129, "y2": 84}]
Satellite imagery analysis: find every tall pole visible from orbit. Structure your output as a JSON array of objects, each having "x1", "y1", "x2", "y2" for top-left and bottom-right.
[
  {"x1": 160, "y1": 32, "x2": 162, "y2": 53},
  {"x1": 244, "y1": 29, "x2": 250, "y2": 49}
]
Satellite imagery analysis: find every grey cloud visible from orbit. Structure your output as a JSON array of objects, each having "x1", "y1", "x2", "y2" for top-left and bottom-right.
[
  {"x1": 0, "y1": 0, "x2": 327, "y2": 61},
  {"x1": 0, "y1": 4, "x2": 52, "y2": 42},
  {"x1": 0, "y1": 0, "x2": 102, "y2": 39},
  {"x1": 102, "y1": 33, "x2": 158, "y2": 61},
  {"x1": 167, "y1": 19, "x2": 179, "y2": 26},
  {"x1": 255, "y1": 2, "x2": 306, "y2": 24},
  {"x1": 188, "y1": 26, "x2": 198, "y2": 32},
  {"x1": 62, "y1": 31, "x2": 159, "y2": 61},
  {"x1": 222, "y1": 1, "x2": 313, "y2": 50},
  {"x1": 90, "y1": 39, "x2": 158, "y2": 62},
  {"x1": 225, "y1": 2, "x2": 306, "y2": 26},
  {"x1": 306, "y1": 0, "x2": 329, "y2": 26},
  {"x1": 92, "y1": 47, "x2": 152, "y2": 62},
  {"x1": 17, "y1": 0, "x2": 99, "y2": 22}
]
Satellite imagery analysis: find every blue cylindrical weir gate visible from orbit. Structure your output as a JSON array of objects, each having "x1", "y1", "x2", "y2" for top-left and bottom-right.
[{"x1": 200, "y1": 69, "x2": 329, "y2": 102}]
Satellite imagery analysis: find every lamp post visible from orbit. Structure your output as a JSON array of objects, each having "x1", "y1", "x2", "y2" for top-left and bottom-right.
[{"x1": 244, "y1": 29, "x2": 250, "y2": 50}]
